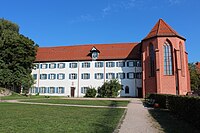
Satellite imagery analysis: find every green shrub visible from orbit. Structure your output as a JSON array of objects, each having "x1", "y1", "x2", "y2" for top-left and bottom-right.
[
  {"x1": 85, "y1": 87, "x2": 97, "y2": 98},
  {"x1": 148, "y1": 93, "x2": 200, "y2": 129}
]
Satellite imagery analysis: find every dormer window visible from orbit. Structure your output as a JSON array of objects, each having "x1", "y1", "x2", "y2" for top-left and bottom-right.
[{"x1": 90, "y1": 46, "x2": 100, "y2": 60}]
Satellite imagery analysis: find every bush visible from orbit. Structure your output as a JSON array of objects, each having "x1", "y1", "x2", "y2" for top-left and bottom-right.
[
  {"x1": 148, "y1": 93, "x2": 200, "y2": 129},
  {"x1": 97, "y1": 79, "x2": 121, "y2": 98},
  {"x1": 85, "y1": 87, "x2": 97, "y2": 98}
]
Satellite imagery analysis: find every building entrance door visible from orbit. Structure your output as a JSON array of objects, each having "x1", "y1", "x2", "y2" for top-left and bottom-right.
[
  {"x1": 137, "y1": 88, "x2": 143, "y2": 98},
  {"x1": 71, "y1": 87, "x2": 75, "y2": 97}
]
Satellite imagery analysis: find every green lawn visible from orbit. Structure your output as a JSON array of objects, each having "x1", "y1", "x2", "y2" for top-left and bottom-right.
[
  {"x1": 0, "y1": 102, "x2": 125, "y2": 133},
  {"x1": 20, "y1": 99, "x2": 129, "y2": 107}
]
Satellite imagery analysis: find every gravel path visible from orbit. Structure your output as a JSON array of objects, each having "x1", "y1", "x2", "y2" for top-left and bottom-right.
[{"x1": 118, "y1": 98, "x2": 162, "y2": 133}]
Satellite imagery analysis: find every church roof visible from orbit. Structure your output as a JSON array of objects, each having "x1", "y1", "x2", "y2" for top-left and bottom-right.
[
  {"x1": 35, "y1": 43, "x2": 141, "y2": 62},
  {"x1": 143, "y1": 19, "x2": 185, "y2": 40}
]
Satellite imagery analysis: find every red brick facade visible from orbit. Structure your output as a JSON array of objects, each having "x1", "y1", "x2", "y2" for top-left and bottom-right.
[{"x1": 141, "y1": 19, "x2": 191, "y2": 97}]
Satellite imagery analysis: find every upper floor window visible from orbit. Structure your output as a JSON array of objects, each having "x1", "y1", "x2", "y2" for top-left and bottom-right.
[
  {"x1": 69, "y1": 63, "x2": 77, "y2": 68},
  {"x1": 127, "y1": 73, "x2": 134, "y2": 79},
  {"x1": 82, "y1": 62, "x2": 90, "y2": 68},
  {"x1": 134, "y1": 72, "x2": 142, "y2": 79},
  {"x1": 106, "y1": 62, "x2": 115, "y2": 67},
  {"x1": 57, "y1": 73, "x2": 65, "y2": 80},
  {"x1": 127, "y1": 61, "x2": 134, "y2": 67},
  {"x1": 41, "y1": 64, "x2": 48, "y2": 69},
  {"x1": 136, "y1": 61, "x2": 141, "y2": 67},
  {"x1": 116, "y1": 62, "x2": 125, "y2": 67},
  {"x1": 106, "y1": 73, "x2": 115, "y2": 79},
  {"x1": 49, "y1": 73, "x2": 56, "y2": 80},
  {"x1": 40, "y1": 74, "x2": 47, "y2": 80},
  {"x1": 116, "y1": 73, "x2": 125, "y2": 79},
  {"x1": 164, "y1": 42, "x2": 173, "y2": 75},
  {"x1": 69, "y1": 73, "x2": 77, "y2": 79},
  {"x1": 58, "y1": 63, "x2": 65, "y2": 69},
  {"x1": 95, "y1": 73, "x2": 104, "y2": 79},
  {"x1": 49, "y1": 63, "x2": 56, "y2": 69},
  {"x1": 33, "y1": 74, "x2": 37, "y2": 80},
  {"x1": 95, "y1": 62, "x2": 104, "y2": 68},
  {"x1": 149, "y1": 44, "x2": 155, "y2": 77},
  {"x1": 34, "y1": 64, "x2": 39, "y2": 69},
  {"x1": 81, "y1": 73, "x2": 90, "y2": 79}
]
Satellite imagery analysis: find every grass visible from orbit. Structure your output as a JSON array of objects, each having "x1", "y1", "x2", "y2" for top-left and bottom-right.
[
  {"x1": 148, "y1": 108, "x2": 200, "y2": 133},
  {"x1": 20, "y1": 99, "x2": 129, "y2": 107},
  {"x1": 0, "y1": 102, "x2": 125, "y2": 133}
]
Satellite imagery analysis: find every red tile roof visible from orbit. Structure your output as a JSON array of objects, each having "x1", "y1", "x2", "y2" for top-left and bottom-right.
[
  {"x1": 35, "y1": 43, "x2": 141, "y2": 62},
  {"x1": 143, "y1": 19, "x2": 185, "y2": 40}
]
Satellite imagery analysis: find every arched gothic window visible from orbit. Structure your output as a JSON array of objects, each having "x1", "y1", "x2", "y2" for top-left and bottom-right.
[
  {"x1": 179, "y1": 43, "x2": 185, "y2": 76},
  {"x1": 149, "y1": 44, "x2": 155, "y2": 77},
  {"x1": 163, "y1": 42, "x2": 173, "y2": 75}
]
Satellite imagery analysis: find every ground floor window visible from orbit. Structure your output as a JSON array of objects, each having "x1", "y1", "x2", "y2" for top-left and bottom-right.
[
  {"x1": 39, "y1": 87, "x2": 46, "y2": 93},
  {"x1": 57, "y1": 87, "x2": 65, "y2": 94},
  {"x1": 49, "y1": 87, "x2": 55, "y2": 93},
  {"x1": 81, "y1": 87, "x2": 88, "y2": 94}
]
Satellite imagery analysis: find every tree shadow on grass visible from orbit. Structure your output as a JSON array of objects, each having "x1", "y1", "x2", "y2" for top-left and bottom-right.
[{"x1": 148, "y1": 108, "x2": 200, "y2": 133}]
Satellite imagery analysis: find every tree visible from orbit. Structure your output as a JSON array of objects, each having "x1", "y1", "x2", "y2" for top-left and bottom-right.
[
  {"x1": 84, "y1": 87, "x2": 97, "y2": 98},
  {"x1": 0, "y1": 18, "x2": 38, "y2": 92},
  {"x1": 189, "y1": 63, "x2": 200, "y2": 92},
  {"x1": 97, "y1": 79, "x2": 121, "y2": 98}
]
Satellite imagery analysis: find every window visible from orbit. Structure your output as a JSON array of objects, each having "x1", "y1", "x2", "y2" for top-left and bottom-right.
[
  {"x1": 48, "y1": 74, "x2": 56, "y2": 80},
  {"x1": 106, "y1": 62, "x2": 115, "y2": 67},
  {"x1": 149, "y1": 44, "x2": 155, "y2": 77},
  {"x1": 39, "y1": 87, "x2": 46, "y2": 93},
  {"x1": 69, "y1": 73, "x2": 77, "y2": 79},
  {"x1": 127, "y1": 73, "x2": 134, "y2": 79},
  {"x1": 81, "y1": 87, "x2": 88, "y2": 94},
  {"x1": 40, "y1": 74, "x2": 47, "y2": 80},
  {"x1": 49, "y1": 87, "x2": 55, "y2": 93},
  {"x1": 49, "y1": 63, "x2": 56, "y2": 69},
  {"x1": 58, "y1": 63, "x2": 65, "y2": 69},
  {"x1": 136, "y1": 61, "x2": 141, "y2": 67},
  {"x1": 95, "y1": 73, "x2": 103, "y2": 79},
  {"x1": 106, "y1": 73, "x2": 115, "y2": 79},
  {"x1": 41, "y1": 64, "x2": 48, "y2": 69},
  {"x1": 31, "y1": 87, "x2": 37, "y2": 93},
  {"x1": 116, "y1": 62, "x2": 125, "y2": 67},
  {"x1": 82, "y1": 62, "x2": 90, "y2": 68},
  {"x1": 125, "y1": 86, "x2": 129, "y2": 94},
  {"x1": 57, "y1": 73, "x2": 65, "y2": 80},
  {"x1": 164, "y1": 42, "x2": 173, "y2": 75},
  {"x1": 127, "y1": 61, "x2": 134, "y2": 67},
  {"x1": 116, "y1": 73, "x2": 125, "y2": 79},
  {"x1": 33, "y1": 74, "x2": 37, "y2": 80},
  {"x1": 134, "y1": 72, "x2": 142, "y2": 79},
  {"x1": 179, "y1": 43, "x2": 185, "y2": 76},
  {"x1": 57, "y1": 87, "x2": 65, "y2": 94},
  {"x1": 95, "y1": 62, "x2": 104, "y2": 68},
  {"x1": 69, "y1": 63, "x2": 77, "y2": 68},
  {"x1": 81, "y1": 73, "x2": 90, "y2": 79},
  {"x1": 34, "y1": 64, "x2": 39, "y2": 69}
]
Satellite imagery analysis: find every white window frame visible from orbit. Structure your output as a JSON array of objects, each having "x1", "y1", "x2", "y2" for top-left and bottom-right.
[
  {"x1": 127, "y1": 72, "x2": 134, "y2": 79},
  {"x1": 49, "y1": 87, "x2": 55, "y2": 94},
  {"x1": 69, "y1": 73, "x2": 77, "y2": 80},
  {"x1": 106, "y1": 73, "x2": 115, "y2": 79},
  {"x1": 95, "y1": 62, "x2": 103, "y2": 68},
  {"x1": 95, "y1": 73, "x2": 103, "y2": 79},
  {"x1": 106, "y1": 62, "x2": 115, "y2": 67},
  {"x1": 116, "y1": 62, "x2": 125, "y2": 67},
  {"x1": 49, "y1": 63, "x2": 56, "y2": 69},
  {"x1": 57, "y1": 73, "x2": 65, "y2": 80},
  {"x1": 81, "y1": 87, "x2": 88, "y2": 94},
  {"x1": 40, "y1": 74, "x2": 47, "y2": 80},
  {"x1": 82, "y1": 62, "x2": 90, "y2": 68},
  {"x1": 69, "y1": 63, "x2": 77, "y2": 68},
  {"x1": 58, "y1": 87, "x2": 64, "y2": 94},
  {"x1": 81, "y1": 73, "x2": 90, "y2": 79},
  {"x1": 117, "y1": 73, "x2": 125, "y2": 79},
  {"x1": 41, "y1": 64, "x2": 48, "y2": 69},
  {"x1": 49, "y1": 73, "x2": 56, "y2": 80},
  {"x1": 58, "y1": 63, "x2": 65, "y2": 69}
]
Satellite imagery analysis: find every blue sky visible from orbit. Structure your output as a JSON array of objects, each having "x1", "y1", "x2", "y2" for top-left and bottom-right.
[{"x1": 0, "y1": 0, "x2": 199, "y2": 62}]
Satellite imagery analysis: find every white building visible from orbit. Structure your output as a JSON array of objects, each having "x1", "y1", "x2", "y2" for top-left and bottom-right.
[{"x1": 31, "y1": 43, "x2": 142, "y2": 97}]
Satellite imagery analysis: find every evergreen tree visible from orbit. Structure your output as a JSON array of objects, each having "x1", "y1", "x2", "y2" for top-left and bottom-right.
[
  {"x1": 0, "y1": 18, "x2": 38, "y2": 92},
  {"x1": 189, "y1": 63, "x2": 200, "y2": 92}
]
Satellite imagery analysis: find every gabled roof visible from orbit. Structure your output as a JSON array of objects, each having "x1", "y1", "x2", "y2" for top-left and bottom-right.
[
  {"x1": 35, "y1": 43, "x2": 141, "y2": 62},
  {"x1": 143, "y1": 19, "x2": 185, "y2": 41}
]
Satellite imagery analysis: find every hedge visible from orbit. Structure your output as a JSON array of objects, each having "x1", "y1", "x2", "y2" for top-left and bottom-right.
[{"x1": 147, "y1": 94, "x2": 200, "y2": 129}]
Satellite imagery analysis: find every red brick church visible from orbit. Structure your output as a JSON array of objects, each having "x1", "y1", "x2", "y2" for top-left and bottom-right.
[{"x1": 141, "y1": 19, "x2": 190, "y2": 97}]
